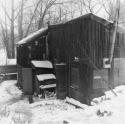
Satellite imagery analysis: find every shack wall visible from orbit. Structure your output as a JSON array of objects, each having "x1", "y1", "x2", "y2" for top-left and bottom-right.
[
  {"x1": 48, "y1": 14, "x2": 112, "y2": 103},
  {"x1": 17, "y1": 36, "x2": 46, "y2": 67},
  {"x1": 49, "y1": 17, "x2": 111, "y2": 68}
]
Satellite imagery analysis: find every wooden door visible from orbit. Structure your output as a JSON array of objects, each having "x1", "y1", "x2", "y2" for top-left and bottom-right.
[{"x1": 69, "y1": 62, "x2": 93, "y2": 104}]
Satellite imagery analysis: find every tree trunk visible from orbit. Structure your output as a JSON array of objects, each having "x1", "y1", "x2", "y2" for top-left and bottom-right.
[
  {"x1": 18, "y1": 0, "x2": 24, "y2": 40},
  {"x1": 10, "y1": 0, "x2": 15, "y2": 58}
]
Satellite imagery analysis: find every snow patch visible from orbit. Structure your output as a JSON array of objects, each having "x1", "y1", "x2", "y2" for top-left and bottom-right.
[
  {"x1": 31, "y1": 60, "x2": 53, "y2": 68},
  {"x1": 0, "y1": 80, "x2": 125, "y2": 124},
  {"x1": 37, "y1": 74, "x2": 56, "y2": 81}
]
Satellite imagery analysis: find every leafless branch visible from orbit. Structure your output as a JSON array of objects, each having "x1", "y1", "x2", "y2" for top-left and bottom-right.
[
  {"x1": 0, "y1": 1, "x2": 11, "y2": 21},
  {"x1": 24, "y1": 0, "x2": 42, "y2": 37}
]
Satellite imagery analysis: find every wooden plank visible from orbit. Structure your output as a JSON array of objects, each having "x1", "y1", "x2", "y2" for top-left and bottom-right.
[
  {"x1": 31, "y1": 60, "x2": 53, "y2": 68},
  {"x1": 36, "y1": 74, "x2": 56, "y2": 81},
  {"x1": 65, "y1": 97, "x2": 86, "y2": 109},
  {"x1": 40, "y1": 84, "x2": 56, "y2": 89},
  {"x1": 22, "y1": 68, "x2": 33, "y2": 95},
  {"x1": 0, "y1": 65, "x2": 17, "y2": 74}
]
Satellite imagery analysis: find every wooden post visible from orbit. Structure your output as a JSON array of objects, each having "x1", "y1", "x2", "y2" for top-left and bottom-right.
[
  {"x1": 109, "y1": 0, "x2": 120, "y2": 64},
  {"x1": 11, "y1": 0, "x2": 15, "y2": 58},
  {"x1": 108, "y1": 59, "x2": 114, "y2": 88},
  {"x1": 45, "y1": 34, "x2": 49, "y2": 59}
]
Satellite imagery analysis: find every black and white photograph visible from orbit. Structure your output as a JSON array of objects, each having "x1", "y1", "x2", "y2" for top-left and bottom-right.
[{"x1": 0, "y1": 0, "x2": 125, "y2": 123}]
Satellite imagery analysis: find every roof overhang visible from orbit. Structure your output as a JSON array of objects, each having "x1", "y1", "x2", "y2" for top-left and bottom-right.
[{"x1": 17, "y1": 27, "x2": 48, "y2": 46}]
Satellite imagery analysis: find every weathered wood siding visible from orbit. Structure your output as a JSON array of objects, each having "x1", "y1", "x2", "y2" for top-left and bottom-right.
[
  {"x1": 48, "y1": 14, "x2": 112, "y2": 103},
  {"x1": 114, "y1": 32, "x2": 125, "y2": 58},
  {"x1": 114, "y1": 58, "x2": 125, "y2": 86},
  {"x1": 17, "y1": 36, "x2": 46, "y2": 67},
  {"x1": 48, "y1": 16, "x2": 111, "y2": 69}
]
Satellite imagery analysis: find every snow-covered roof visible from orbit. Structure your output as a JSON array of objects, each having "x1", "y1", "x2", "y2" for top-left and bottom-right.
[
  {"x1": 31, "y1": 60, "x2": 53, "y2": 68},
  {"x1": 37, "y1": 74, "x2": 56, "y2": 81},
  {"x1": 17, "y1": 27, "x2": 48, "y2": 45}
]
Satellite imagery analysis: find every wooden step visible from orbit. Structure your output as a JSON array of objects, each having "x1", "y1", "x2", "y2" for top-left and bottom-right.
[
  {"x1": 31, "y1": 60, "x2": 53, "y2": 69},
  {"x1": 36, "y1": 74, "x2": 56, "y2": 81},
  {"x1": 35, "y1": 74, "x2": 56, "y2": 95},
  {"x1": 40, "y1": 84, "x2": 56, "y2": 89},
  {"x1": 0, "y1": 65, "x2": 17, "y2": 74}
]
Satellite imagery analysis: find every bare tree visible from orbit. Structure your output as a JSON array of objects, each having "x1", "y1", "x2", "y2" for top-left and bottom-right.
[
  {"x1": 18, "y1": 0, "x2": 24, "y2": 40},
  {"x1": 0, "y1": 23, "x2": 9, "y2": 57},
  {"x1": 0, "y1": 0, "x2": 19, "y2": 58},
  {"x1": 73, "y1": 0, "x2": 102, "y2": 16},
  {"x1": 24, "y1": 0, "x2": 42, "y2": 37},
  {"x1": 0, "y1": 0, "x2": 11, "y2": 57},
  {"x1": 10, "y1": 0, "x2": 15, "y2": 58},
  {"x1": 37, "y1": 0, "x2": 57, "y2": 29},
  {"x1": 99, "y1": 0, "x2": 125, "y2": 21},
  {"x1": 24, "y1": 0, "x2": 68, "y2": 35}
]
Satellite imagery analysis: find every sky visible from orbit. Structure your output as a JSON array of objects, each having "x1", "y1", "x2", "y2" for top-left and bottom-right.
[
  {"x1": 0, "y1": 0, "x2": 20, "y2": 18},
  {"x1": 0, "y1": 0, "x2": 32, "y2": 24},
  {"x1": 0, "y1": 0, "x2": 108, "y2": 22},
  {"x1": 0, "y1": 0, "x2": 124, "y2": 29}
]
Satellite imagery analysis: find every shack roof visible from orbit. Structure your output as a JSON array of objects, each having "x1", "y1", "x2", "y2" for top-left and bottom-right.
[
  {"x1": 17, "y1": 13, "x2": 113, "y2": 46},
  {"x1": 49, "y1": 13, "x2": 113, "y2": 29},
  {"x1": 17, "y1": 27, "x2": 48, "y2": 46}
]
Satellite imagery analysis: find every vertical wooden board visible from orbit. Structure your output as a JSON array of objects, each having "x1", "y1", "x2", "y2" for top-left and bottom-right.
[
  {"x1": 120, "y1": 48, "x2": 125, "y2": 58},
  {"x1": 98, "y1": 23, "x2": 100, "y2": 66},
  {"x1": 121, "y1": 33, "x2": 124, "y2": 47},
  {"x1": 22, "y1": 68, "x2": 33, "y2": 95},
  {"x1": 108, "y1": 59, "x2": 114, "y2": 87},
  {"x1": 17, "y1": 47, "x2": 20, "y2": 65},
  {"x1": 107, "y1": 27, "x2": 109, "y2": 57},
  {"x1": 88, "y1": 20, "x2": 91, "y2": 59},
  {"x1": 80, "y1": 63, "x2": 93, "y2": 104},
  {"x1": 55, "y1": 64, "x2": 67, "y2": 99},
  {"x1": 123, "y1": 34, "x2": 125, "y2": 46},
  {"x1": 93, "y1": 21, "x2": 96, "y2": 65},
  {"x1": 93, "y1": 69, "x2": 108, "y2": 89},
  {"x1": 104, "y1": 26, "x2": 106, "y2": 57},
  {"x1": 79, "y1": 20, "x2": 84, "y2": 58},
  {"x1": 92, "y1": 20, "x2": 95, "y2": 63},
  {"x1": 106, "y1": 26, "x2": 108, "y2": 56},
  {"x1": 34, "y1": 76, "x2": 40, "y2": 94},
  {"x1": 120, "y1": 32, "x2": 124, "y2": 48},
  {"x1": 17, "y1": 65, "x2": 23, "y2": 88},
  {"x1": 69, "y1": 87, "x2": 85, "y2": 103},
  {"x1": 100, "y1": 24, "x2": 102, "y2": 65},
  {"x1": 69, "y1": 62, "x2": 86, "y2": 103},
  {"x1": 23, "y1": 46, "x2": 29, "y2": 67},
  {"x1": 95, "y1": 21, "x2": 99, "y2": 66}
]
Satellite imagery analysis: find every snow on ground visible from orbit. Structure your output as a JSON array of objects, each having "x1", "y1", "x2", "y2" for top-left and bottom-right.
[
  {"x1": 0, "y1": 49, "x2": 7, "y2": 65},
  {"x1": 0, "y1": 80, "x2": 125, "y2": 124},
  {"x1": 0, "y1": 49, "x2": 16, "y2": 65}
]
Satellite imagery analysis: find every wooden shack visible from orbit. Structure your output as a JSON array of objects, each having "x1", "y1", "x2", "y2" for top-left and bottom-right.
[
  {"x1": 48, "y1": 13, "x2": 112, "y2": 104},
  {"x1": 17, "y1": 13, "x2": 125, "y2": 104}
]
